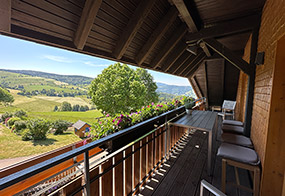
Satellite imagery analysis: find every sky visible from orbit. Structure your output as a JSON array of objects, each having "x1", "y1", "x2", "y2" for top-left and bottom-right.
[{"x1": 0, "y1": 35, "x2": 190, "y2": 86}]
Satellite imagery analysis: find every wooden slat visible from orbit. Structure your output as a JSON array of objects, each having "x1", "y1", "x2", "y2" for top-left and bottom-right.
[
  {"x1": 204, "y1": 62, "x2": 209, "y2": 108},
  {"x1": 90, "y1": 167, "x2": 99, "y2": 196},
  {"x1": 133, "y1": 142, "x2": 140, "y2": 189},
  {"x1": 135, "y1": 6, "x2": 178, "y2": 65},
  {"x1": 113, "y1": 0, "x2": 157, "y2": 59},
  {"x1": 172, "y1": 0, "x2": 198, "y2": 32},
  {"x1": 124, "y1": 146, "x2": 132, "y2": 195},
  {"x1": 186, "y1": 14, "x2": 260, "y2": 43},
  {"x1": 101, "y1": 159, "x2": 113, "y2": 196},
  {"x1": 147, "y1": 134, "x2": 153, "y2": 175},
  {"x1": 74, "y1": 0, "x2": 102, "y2": 49},
  {"x1": 167, "y1": 52, "x2": 190, "y2": 74},
  {"x1": 141, "y1": 138, "x2": 147, "y2": 182},
  {"x1": 114, "y1": 153, "x2": 123, "y2": 196},
  {"x1": 152, "y1": 24, "x2": 187, "y2": 69},
  {"x1": 203, "y1": 38, "x2": 253, "y2": 75},
  {"x1": 62, "y1": 177, "x2": 82, "y2": 196}
]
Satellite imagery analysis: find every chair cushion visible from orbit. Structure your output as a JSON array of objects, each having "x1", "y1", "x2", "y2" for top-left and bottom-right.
[
  {"x1": 217, "y1": 143, "x2": 260, "y2": 165},
  {"x1": 222, "y1": 125, "x2": 244, "y2": 135},
  {"x1": 221, "y1": 133, "x2": 253, "y2": 148},
  {"x1": 222, "y1": 120, "x2": 243, "y2": 127}
]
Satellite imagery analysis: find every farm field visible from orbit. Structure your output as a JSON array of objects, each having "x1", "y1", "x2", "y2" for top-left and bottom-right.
[
  {"x1": 0, "y1": 89, "x2": 102, "y2": 123},
  {"x1": 0, "y1": 124, "x2": 81, "y2": 159}
]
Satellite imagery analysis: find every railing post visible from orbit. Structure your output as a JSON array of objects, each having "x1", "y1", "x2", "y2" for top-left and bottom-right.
[{"x1": 84, "y1": 151, "x2": 90, "y2": 196}]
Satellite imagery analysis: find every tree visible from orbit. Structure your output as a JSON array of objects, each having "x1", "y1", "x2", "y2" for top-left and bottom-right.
[
  {"x1": 72, "y1": 104, "x2": 80, "y2": 111},
  {"x1": 0, "y1": 87, "x2": 14, "y2": 105},
  {"x1": 61, "y1": 101, "x2": 72, "y2": 111},
  {"x1": 89, "y1": 63, "x2": 158, "y2": 115}
]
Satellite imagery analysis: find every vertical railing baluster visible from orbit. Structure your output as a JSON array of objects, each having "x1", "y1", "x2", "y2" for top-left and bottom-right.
[
  {"x1": 123, "y1": 150, "x2": 126, "y2": 196},
  {"x1": 84, "y1": 151, "x2": 90, "y2": 196},
  {"x1": 152, "y1": 132, "x2": 156, "y2": 174}
]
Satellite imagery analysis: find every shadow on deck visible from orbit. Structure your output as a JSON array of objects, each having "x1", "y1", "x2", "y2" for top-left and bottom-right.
[{"x1": 139, "y1": 117, "x2": 253, "y2": 196}]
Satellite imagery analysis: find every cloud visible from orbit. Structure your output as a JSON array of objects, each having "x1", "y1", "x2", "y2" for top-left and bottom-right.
[
  {"x1": 84, "y1": 61, "x2": 109, "y2": 67},
  {"x1": 43, "y1": 55, "x2": 73, "y2": 63}
]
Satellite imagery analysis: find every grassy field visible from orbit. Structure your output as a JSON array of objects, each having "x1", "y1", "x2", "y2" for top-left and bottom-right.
[
  {"x1": 0, "y1": 89, "x2": 102, "y2": 123},
  {"x1": 0, "y1": 124, "x2": 81, "y2": 159}
]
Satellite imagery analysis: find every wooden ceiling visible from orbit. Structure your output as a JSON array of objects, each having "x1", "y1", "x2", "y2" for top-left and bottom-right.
[{"x1": 0, "y1": 0, "x2": 265, "y2": 103}]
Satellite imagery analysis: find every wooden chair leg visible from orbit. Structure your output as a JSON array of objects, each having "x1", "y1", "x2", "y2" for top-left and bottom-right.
[
  {"x1": 253, "y1": 167, "x2": 260, "y2": 196},
  {"x1": 222, "y1": 159, "x2": 227, "y2": 193}
]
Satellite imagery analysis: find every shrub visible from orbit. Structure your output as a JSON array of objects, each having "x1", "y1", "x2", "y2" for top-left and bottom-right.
[
  {"x1": 27, "y1": 119, "x2": 50, "y2": 140},
  {"x1": 14, "y1": 120, "x2": 27, "y2": 134},
  {"x1": 1, "y1": 112, "x2": 13, "y2": 122},
  {"x1": 14, "y1": 110, "x2": 27, "y2": 119},
  {"x1": 21, "y1": 129, "x2": 31, "y2": 141},
  {"x1": 7, "y1": 117, "x2": 21, "y2": 128},
  {"x1": 52, "y1": 120, "x2": 70, "y2": 135}
]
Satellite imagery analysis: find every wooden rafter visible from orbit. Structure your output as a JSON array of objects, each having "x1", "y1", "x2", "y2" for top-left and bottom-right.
[
  {"x1": 174, "y1": 53, "x2": 198, "y2": 75},
  {"x1": 152, "y1": 24, "x2": 187, "y2": 69},
  {"x1": 161, "y1": 42, "x2": 187, "y2": 72},
  {"x1": 178, "y1": 51, "x2": 202, "y2": 75},
  {"x1": 203, "y1": 38, "x2": 253, "y2": 75},
  {"x1": 168, "y1": 52, "x2": 190, "y2": 73},
  {"x1": 73, "y1": 0, "x2": 102, "y2": 50},
  {"x1": 172, "y1": 0, "x2": 198, "y2": 32},
  {"x1": 0, "y1": 0, "x2": 11, "y2": 32},
  {"x1": 113, "y1": 0, "x2": 156, "y2": 59},
  {"x1": 135, "y1": 6, "x2": 178, "y2": 65},
  {"x1": 183, "y1": 53, "x2": 206, "y2": 77},
  {"x1": 191, "y1": 76, "x2": 203, "y2": 98},
  {"x1": 186, "y1": 14, "x2": 260, "y2": 43}
]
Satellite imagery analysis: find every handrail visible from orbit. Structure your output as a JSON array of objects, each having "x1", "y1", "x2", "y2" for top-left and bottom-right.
[
  {"x1": 0, "y1": 97, "x2": 206, "y2": 192},
  {"x1": 0, "y1": 106, "x2": 185, "y2": 190}
]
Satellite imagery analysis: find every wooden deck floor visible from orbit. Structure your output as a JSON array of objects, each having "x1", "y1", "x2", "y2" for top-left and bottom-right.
[{"x1": 139, "y1": 118, "x2": 253, "y2": 196}]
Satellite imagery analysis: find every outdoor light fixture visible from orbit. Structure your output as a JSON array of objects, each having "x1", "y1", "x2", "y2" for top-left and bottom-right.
[
  {"x1": 255, "y1": 52, "x2": 265, "y2": 65},
  {"x1": 186, "y1": 44, "x2": 197, "y2": 55}
]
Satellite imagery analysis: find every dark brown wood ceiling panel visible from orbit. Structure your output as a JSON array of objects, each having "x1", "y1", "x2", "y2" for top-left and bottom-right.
[
  {"x1": 194, "y1": 0, "x2": 265, "y2": 25},
  {"x1": 217, "y1": 32, "x2": 251, "y2": 51}
]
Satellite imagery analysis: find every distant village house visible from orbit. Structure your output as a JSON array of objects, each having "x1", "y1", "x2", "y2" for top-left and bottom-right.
[{"x1": 72, "y1": 120, "x2": 90, "y2": 138}]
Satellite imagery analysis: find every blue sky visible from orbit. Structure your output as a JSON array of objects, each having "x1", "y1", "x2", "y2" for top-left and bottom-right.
[{"x1": 0, "y1": 35, "x2": 190, "y2": 86}]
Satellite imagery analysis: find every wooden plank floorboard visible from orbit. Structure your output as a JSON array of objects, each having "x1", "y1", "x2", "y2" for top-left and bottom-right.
[{"x1": 139, "y1": 117, "x2": 253, "y2": 196}]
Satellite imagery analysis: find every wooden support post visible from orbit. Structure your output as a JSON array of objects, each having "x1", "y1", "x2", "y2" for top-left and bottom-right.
[
  {"x1": 244, "y1": 25, "x2": 259, "y2": 137},
  {"x1": 0, "y1": 0, "x2": 11, "y2": 32}
]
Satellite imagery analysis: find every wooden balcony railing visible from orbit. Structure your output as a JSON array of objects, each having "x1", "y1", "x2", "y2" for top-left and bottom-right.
[{"x1": 0, "y1": 98, "x2": 206, "y2": 196}]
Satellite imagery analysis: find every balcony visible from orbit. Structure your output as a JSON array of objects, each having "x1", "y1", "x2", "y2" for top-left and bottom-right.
[{"x1": 0, "y1": 99, "x2": 253, "y2": 196}]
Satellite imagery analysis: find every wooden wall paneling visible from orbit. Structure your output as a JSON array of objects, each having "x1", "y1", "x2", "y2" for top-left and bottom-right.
[
  {"x1": 221, "y1": 59, "x2": 225, "y2": 102},
  {"x1": 204, "y1": 62, "x2": 209, "y2": 108},
  {"x1": 101, "y1": 160, "x2": 113, "y2": 196},
  {"x1": 62, "y1": 177, "x2": 82, "y2": 196},
  {"x1": 147, "y1": 134, "x2": 153, "y2": 175},
  {"x1": 152, "y1": 24, "x2": 187, "y2": 69},
  {"x1": 135, "y1": 6, "x2": 178, "y2": 65},
  {"x1": 124, "y1": 146, "x2": 132, "y2": 195},
  {"x1": 114, "y1": 152, "x2": 123, "y2": 196},
  {"x1": 260, "y1": 32, "x2": 285, "y2": 196},
  {"x1": 113, "y1": 0, "x2": 157, "y2": 59}
]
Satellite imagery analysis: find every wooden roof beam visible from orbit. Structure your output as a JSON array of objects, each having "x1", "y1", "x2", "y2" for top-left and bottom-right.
[
  {"x1": 203, "y1": 38, "x2": 253, "y2": 75},
  {"x1": 113, "y1": 0, "x2": 157, "y2": 59},
  {"x1": 183, "y1": 53, "x2": 206, "y2": 77},
  {"x1": 0, "y1": 0, "x2": 11, "y2": 33},
  {"x1": 161, "y1": 42, "x2": 187, "y2": 72},
  {"x1": 152, "y1": 24, "x2": 187, "y2": 69},
  {"x1": 186, "y1": 14, "x2": 260, "y2": 43},
  {"x1": 135, "y1": 6, "x2": 178, "y2": 65},
  {"x1": 172, "y1": 0, "x2": 211, "y2": 57},
  {"x1": 73, "y1": 0, "x2": 102, "y2": 50},
  {"x1": 172, "y1": 0, "x2": 198, "y2": 32}
]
